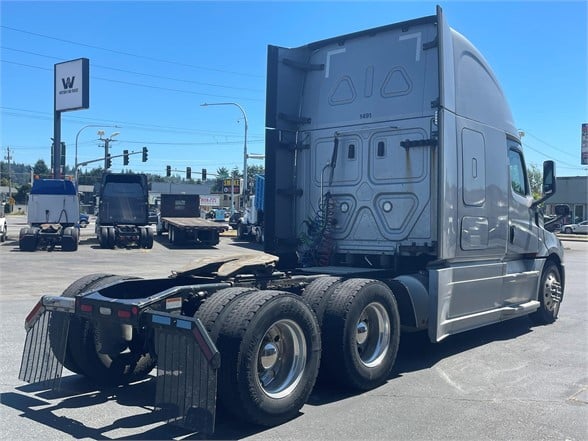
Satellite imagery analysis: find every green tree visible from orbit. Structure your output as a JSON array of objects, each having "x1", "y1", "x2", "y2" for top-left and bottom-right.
[
  {"x1": 15, "y1": 183, "x2": 31, "y2": 204},
  {"x1": 33, "y1": 159, "x2": 50, "y2": 178},
  {"x1": 231, "y1": 166, "x2": 241, "y2": 178},
  {"x1": 211, "y1": 167, "x2": 230, "y2": 193},
  {"x1": 248, "y1": 164, "x2": 264, "y2": 177},
  {"x1": 147, "y1": 173, "x2": 165, "y2": 183},
  {"x1": 216, "y1": 167, "x2": 229, "y2": 179},
  {"x1": 246, "y1": 164, "x2": 265, "y2": 191},
  {"x1": 527, "y1": 163, "x2": 542, "y2": 200},
  {"x1": 77, "y1": 166, "x2": 105, "y2": 186}
]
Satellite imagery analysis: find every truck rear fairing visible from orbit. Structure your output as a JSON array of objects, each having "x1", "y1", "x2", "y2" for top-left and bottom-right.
[
  {"x1": 265, "y1": 15, "x2": 440, "y2": 268},
  {"x1": 265, "y1": 8, "x2": 559, "y2": 268}
]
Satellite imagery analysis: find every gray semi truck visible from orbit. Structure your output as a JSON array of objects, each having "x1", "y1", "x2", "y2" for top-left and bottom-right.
[{"x1": 19, "y1": 7, "x2": 566, "y2": 434}]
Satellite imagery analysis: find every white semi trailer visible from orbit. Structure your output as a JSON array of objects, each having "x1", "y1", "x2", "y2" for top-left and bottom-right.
[{"x1": 19, "y1": 7, "x2": 566, "y2": 434}]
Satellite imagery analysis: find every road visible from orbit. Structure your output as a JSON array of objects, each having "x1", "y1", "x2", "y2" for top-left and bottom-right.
[{"x1": 0, "y1": 215, "x2": 587, "y2": 440}]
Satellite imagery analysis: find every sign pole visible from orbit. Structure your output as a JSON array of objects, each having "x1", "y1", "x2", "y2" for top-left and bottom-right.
[
  {"x1": 54, "y1": 58, "x2": 90, "y2": 179},
  {"x1": 53, "y1": 111, "x2": 61, "y2": 178},
  {"x1": 231, "y1": 177, "x2": 234, "y2": 215}
]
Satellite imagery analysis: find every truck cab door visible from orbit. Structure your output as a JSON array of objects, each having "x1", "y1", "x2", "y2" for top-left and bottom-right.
[{"x1": 506, "y1": 143, "x2": 539, "y2": 256}]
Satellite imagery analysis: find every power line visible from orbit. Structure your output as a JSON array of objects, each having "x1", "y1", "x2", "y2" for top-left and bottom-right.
[
  {"x1": 117, "y1": 139, "x2": 264, "y2": 146},
  {"x1": 523, "y1": 141, "x2": 582, "y2": 170},
  {"x1": 1, "y1": 59, "x2": 263, "y2": 102},
  {"x1": 521, "y1": 129, "x2": 578, "y2": 160},
  {"x1": 0, "y1": 25, "x2": 264, "y2": 78},
  {"x1": 2, "y1": 46, "x2": 264, "y2": 93},
  {"x1": 1, "y1": 106, "x2": 265, "y2": 139}
]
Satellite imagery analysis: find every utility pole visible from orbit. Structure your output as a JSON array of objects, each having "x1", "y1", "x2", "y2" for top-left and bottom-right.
[
  {"x1": 5, "y1": 146, "x2": 12, "y2": 210},
  {"x1": 98, "y1": 131, "x2": 119, "y2": 170}
]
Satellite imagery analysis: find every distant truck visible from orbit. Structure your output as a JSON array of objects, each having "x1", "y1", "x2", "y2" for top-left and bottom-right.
[
  {"x1": 0, "y1": 201, "x2": 8, "y2": 242},
  {"x1": 95, "y1": 173, "x2": 153, "y2": 249},
  {"x1": 236, "y1": 174, "x2": 265, "y2": 243},
  {"x1": 156, "y1": 193, "x2": 228, "y2": 247},
  {"x1": 18, "y1": 179, "x2": 80, "y2": 251},
  {"x1": 20, "y1": 7, "x2": 568, "y2": 435}
]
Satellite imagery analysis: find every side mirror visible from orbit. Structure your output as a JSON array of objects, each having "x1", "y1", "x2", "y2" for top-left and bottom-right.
[
  {"x1": 531, "y1": 160, "x2": 557, "y2": 208},
  {"x1": 542, "y1": 160, "x2": 556, "y2": 196}
]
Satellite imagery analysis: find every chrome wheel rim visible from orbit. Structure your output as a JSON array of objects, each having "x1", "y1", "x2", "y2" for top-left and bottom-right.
[
  {"x1": 355, "y1": 302, "x2": 390, "y2": 368},
  {"x1": 542, "y1": 270, "x2": 562, "y2": 314},
  {"x1": 256, "y1": 319, "x2": 307, "y2": 399}
]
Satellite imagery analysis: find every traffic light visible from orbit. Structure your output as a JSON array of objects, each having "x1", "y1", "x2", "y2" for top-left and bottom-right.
[
  {"x1": 166, "y1": 165, "x2": 171, "y2": 177},
  {"x1": 106, "y1": 154, "x2": 112, "y2": 169},
  {"x1": 186, "y1": 167, "x2": 192, "y2": 180},
  {"x1": 123, "y1": 149, "x2": 129, "y2": 166},
  {"x1": 202, "y1": 168, "x2": 207, "y2": 181},
  {"x1": 142, "y1": 146, "x2": 148, "y2": 162}
]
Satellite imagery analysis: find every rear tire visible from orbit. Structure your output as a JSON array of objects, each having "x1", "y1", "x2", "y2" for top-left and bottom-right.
[
  {"x1": 144, "y1": 227, "x2": 154, "y2": 249},
  {"x1": 196, "y1": 287, "x2": 258, "y2": 341},
  {"x1": 98, "y1": 227, "x2": 109, "y2": 249},
  {"x1": 301, "y1": 276, "x2": 342, "y2": 326},
  {"x1": 530, "y1": 261, "x2": 563, "y2": 325},
  {"x1": 66, "y1": 275, "x2": 155, "y2": 385},
  {"x1": 322, "y1": 278, "x2": 400, "y2": 390},
  {"x1": 61, "y1": 227, "x2": 78, "y2": 251},
  {"x1": 19, "y1": 227, "x2": 38, "y2": 251},
  {"x1": 106, "y1": 227, "x2": 116, "y2": 248},
  {"x1": 50, "y1": 274, "x2": 120, "y2": 374},
  {"x1": 237, "y1": 223, "x2": 245, "y2": 239},
  {"x1": 215, "y1": 290, "x2": 321, "y2": 427}
]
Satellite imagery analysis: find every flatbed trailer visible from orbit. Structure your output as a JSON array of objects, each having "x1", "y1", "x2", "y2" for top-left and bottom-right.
[
  {"x1": 156, "y1": 194, "x2": 228, "y2": 247},
  {"x1": 161, "y1": 216, "x2": 228, "y2": 247}
]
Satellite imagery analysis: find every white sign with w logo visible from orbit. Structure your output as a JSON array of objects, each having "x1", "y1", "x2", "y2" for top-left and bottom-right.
[{"x1": 55, "y1": 58, "x2": 90, "y2": 112}]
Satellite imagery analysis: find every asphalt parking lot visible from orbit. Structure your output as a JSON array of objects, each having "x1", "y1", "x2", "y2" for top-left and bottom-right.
[{"x1": 0, "y1": 215, "x2": 587, "y2": 441}]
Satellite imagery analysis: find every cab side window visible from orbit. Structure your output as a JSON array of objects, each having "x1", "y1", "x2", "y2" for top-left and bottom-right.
[{"x1": 508, "y1": 148, "x2": 528, "y2": 196}]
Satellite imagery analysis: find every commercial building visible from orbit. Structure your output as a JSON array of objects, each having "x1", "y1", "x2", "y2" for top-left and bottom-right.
[{"x1": 544, "y1": 176, "x2": 588, "y2": 223}]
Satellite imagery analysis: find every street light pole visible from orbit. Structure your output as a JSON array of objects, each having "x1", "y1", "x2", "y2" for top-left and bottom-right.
[
  {"x1": 200, "y1": 102, "x2": 249, "y2": 195},
  {"x1": 75, "y1": 124, "x2": 119, "y2": 184}
]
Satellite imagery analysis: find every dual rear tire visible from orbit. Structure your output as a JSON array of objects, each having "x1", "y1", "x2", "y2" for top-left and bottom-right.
[
  {"x1": 198, "y1": 278, "x2": 399, "y2": 426},
  {"x1": 19, "y1": 227, "x2": 38, "y2": 251},
  {"x1": 304, "y1": 277, "x2": 400, "y2": 390},
  {"x1": 139, "y1": 226, "x2": 154, "y2": 249},
  {"x1": 98, "y1": 226, "x2": 116, "y2": 249},
  {"x1": 198, "y1": 288, "x2": 321, "y2": 427}
]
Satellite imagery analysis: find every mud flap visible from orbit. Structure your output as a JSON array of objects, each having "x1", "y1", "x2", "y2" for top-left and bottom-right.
[
  {"x1": 18, "y1": 300, "x2": 70, "y2": 388},
  {"x1": 143, "y1": 311, "x2": 220, "y2": 435}
]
